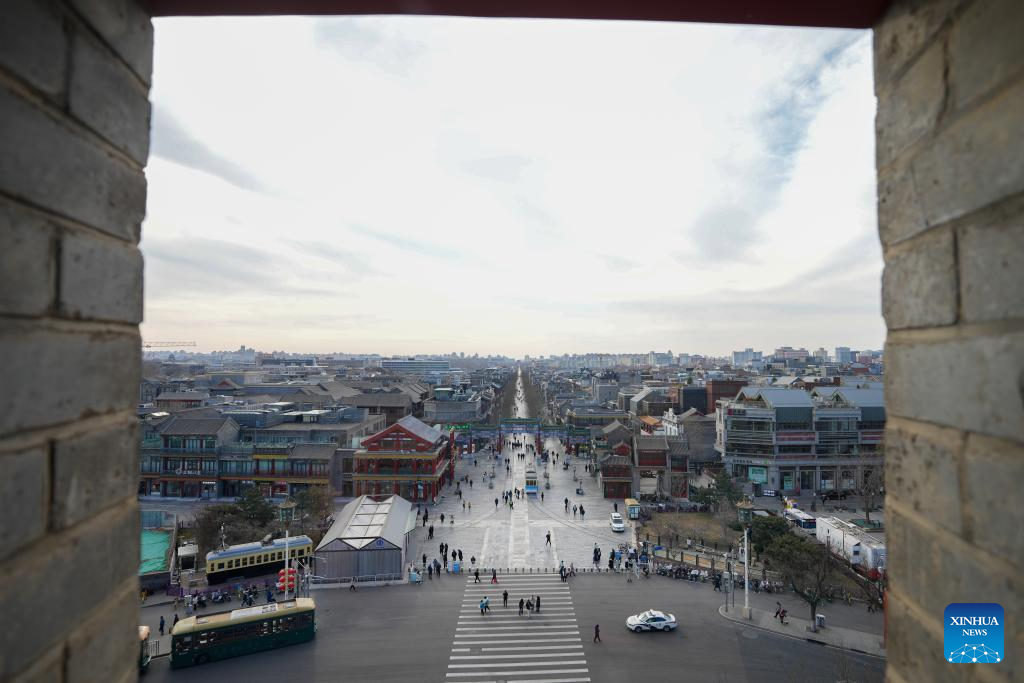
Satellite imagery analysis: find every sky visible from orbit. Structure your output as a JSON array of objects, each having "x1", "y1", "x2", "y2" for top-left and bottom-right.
[{"x1": 141, "y1": 16, "x2": 883, "y2": 358}]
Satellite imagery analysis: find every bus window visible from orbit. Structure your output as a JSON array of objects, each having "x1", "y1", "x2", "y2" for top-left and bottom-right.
[{"x1": 277, "y1": 551, "x2": 283, "y2": 560}]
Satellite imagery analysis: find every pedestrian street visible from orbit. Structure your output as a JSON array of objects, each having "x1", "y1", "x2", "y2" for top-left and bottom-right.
[{"x1": 451, "y1": 573, "x2": 591, "y2": 683}]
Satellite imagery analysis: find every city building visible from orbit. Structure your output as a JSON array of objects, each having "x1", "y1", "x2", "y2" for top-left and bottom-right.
[
  {"x1": 716, "y1": 387, "x2": 884, "y2": 494},
  {"x1": 353, "y1": 416, "x2": 455, "y2": 501},
  {"x1": 422, "y1": 387, "x2": 484, "y2": 423},
  {"x1": 565, "y1": 404, "x2": 631, "y2": 428},
  {"x1": 378, "y1": 358, "x2": 451, "y2": 377}
]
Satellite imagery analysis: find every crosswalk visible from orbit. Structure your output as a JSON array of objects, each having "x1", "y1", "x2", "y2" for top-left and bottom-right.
[{"x1": 450, "y1": 573, "x2": 590, "y2": 683}]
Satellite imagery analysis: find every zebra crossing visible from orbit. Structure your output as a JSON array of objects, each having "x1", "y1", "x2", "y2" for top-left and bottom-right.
[{"x1": 449, "y1": 573, "x2": 590, "y2": 683}]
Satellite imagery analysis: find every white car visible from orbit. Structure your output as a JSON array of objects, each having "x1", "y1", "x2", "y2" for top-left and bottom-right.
[
  {"x1": 626, "y1": 610, "x2": 678, "y2": 633},
  {"x1": 610, "y1": 512, "x2": 626, "y2": 532}
]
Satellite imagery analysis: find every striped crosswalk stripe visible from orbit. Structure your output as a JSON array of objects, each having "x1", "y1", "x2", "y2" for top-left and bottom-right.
[{"x1": 448, "y1": 576, "x2": 589, "y2": 683}]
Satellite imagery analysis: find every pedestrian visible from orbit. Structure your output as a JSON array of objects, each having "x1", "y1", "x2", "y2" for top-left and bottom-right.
[
  {"x1": 491, "y1": 569, "x2": 498, "y2": 584},
  {"x1": 541, "y1": 492, "x2": 544, "y2": 502},
  {"x1": 440, "y1": 513, "x2": 445, "y2": 524},
  {"x1": 462, "y1": 501, "x2": 466, "y2": 511},
  {"x1": 779, "y1": 609, "x2": 788, "y2": 625},
  {"x1": 503, "y1": 590, "x2": 509, "y2": 607},
  {"x1": 172, "y1": 613, "x2": 179, "y2": 631},
  {"x1": 440, "y1": 542, "x2": 445, "y2": 556},
  {"x1": 579, "y1": 505, "x2": 585, "y2": 520},
  {"x1": 159, "y1": 615, "x2": 165, "y2": 636},
  {"x1": 468, "y1": 502, "x2": 472, "y2": 512},
  {"x1": 428, "y1": 564, "x2": 433, "y2": 579},
  {"x1": 450, "y1": 515, "x2": 455, "y2": 525},
  {"x1": 422, "y1": 553, "x2": 427, "y2": 567},
  {"x1": 546, "y1": 531, "x2": 552, "y2": 546},
  {"x1": 593, "y1": 624, "x2": 601, "y2": 642},
  {"x1": 573, "y1": 505, "x2": 577, "y2": 517},
  {"x1": 535, "y1": 595, "x2": 541, "y2": 613},
  {"x1": 495, "y1": 497, "x2": 499, "y2": 508},
  {"x1": 459, "y1": 549, "x2": 464, "y2": 562},
  {"x1": 428, "y1": 525, "x2": 434, "y2": 539},
  {"x1": 519, "y1": 598, "x2": 525, "y2": 615},
  {"x1": 474, "y1": 569, "x2": 481, "y2": 584},
  {"x1": 526, "y1": 598, "x2": 533, "y2": 618},
  {"x1": 775, "y1": 602, "x2": 782, "y2": 619}
]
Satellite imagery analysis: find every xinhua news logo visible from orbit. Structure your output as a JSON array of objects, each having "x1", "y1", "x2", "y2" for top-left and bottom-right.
[{"x1": 945, "y1": 603, "x2": 1003, "y2": 663}]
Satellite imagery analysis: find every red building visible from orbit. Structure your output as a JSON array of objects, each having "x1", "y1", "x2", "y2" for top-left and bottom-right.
[
  {"x1": 705, "y1": 380, "x2": 746, "y2": 414},
  {"x1": 353, "y1": 415, "x2": 454, "y2": 501},
  {"x1": 599, "y1": 454, "x2": 633, "y2": 498}
]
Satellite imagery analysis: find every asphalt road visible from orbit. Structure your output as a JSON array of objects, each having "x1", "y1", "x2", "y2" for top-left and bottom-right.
[{"x1": 142, "y1": 573, "x2": 883, "y2": 683}]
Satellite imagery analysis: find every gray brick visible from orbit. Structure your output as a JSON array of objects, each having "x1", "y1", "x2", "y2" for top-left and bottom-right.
[
  {"x1": 885, "y1": 422, "x2": 964, "y2": 535},
  {"x1": 10, "y1": 647, "x2": 64, "y2": 683},
  {"x1": 0, "y1": 0, "x2": 67, "y2": 99},
  {"x1": 874, "y1": 0, "x2": 962, "y2": 89},
  {"x1": 950, "y1": 0, "x2": 1024, "y2": 110},
  {"x1": 0, "y1": 501, "x2": 139, "y2": 681},
  {"x1": 887, "y1": 508, "x2": 1020, "y2": 627},
  {"x1": 963, "y1": 433, "x2": 1024, "y2": 566},
  {"x1": 886, "y1": 593, "x2": 972, "y2": 683},
  {"x1": 882, "y1": 227, "x2": 957, "y2": 329},
  {"x1": 59, "y1": 230, "x2": 143, "y2": 323},
  {"x1": 911, "y1": 79, "x2": 1024, "y2": 227},
  {"x1": 53, "y1": 419, "x2": 138, "y2": 529},
  {"x1": 959, "y1": 213, "x2": 1024, "y2": 323},
  {"x1": 66, "y1": 580, "x2": 139, "y2": 683},
  {"x1": 877, "y1": 160, "x2": 930, "y2": 246},
  {"x1": 0, "y1": 200, "x2": 55, "y2": 316},
  {"x1": 66, "y1": 0, "x2": 153, "y2": 85},
  {"x1": 0, "y1": 445, "x2": 49, "y2": 555},
  {"x1": 885, "y1": 330, "x2": 1024, "y2": 441},
  {"x1": 68, "y1": 31, "x2": 151, "y2": 165},
  {"x1": 876, "y1": 38, "x2": 946, "y2": 168},
  {"x1": 0, "y1": 321, "x2": 140, "y2": 437},
  {"x1": 0, "y1": 86, "x2": 146, "y2": 243}
]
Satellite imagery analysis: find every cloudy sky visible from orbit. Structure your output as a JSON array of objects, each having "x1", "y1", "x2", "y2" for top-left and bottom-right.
[{"x1": 142, "y1": 16, "x2": 882, "y2": 357}]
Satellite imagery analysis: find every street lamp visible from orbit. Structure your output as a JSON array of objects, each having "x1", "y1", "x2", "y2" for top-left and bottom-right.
[{"x1": 278, "y1": 496, "x2": 297, "y2": 600}]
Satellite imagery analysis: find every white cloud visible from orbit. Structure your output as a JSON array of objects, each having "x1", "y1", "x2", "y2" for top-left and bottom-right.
[{"x1": 142, "y1": 17, "x2": 880, "y2": 356}]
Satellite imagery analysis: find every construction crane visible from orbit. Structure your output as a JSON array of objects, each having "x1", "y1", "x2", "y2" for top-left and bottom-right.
[{"x1": 143, "y1": 341, "x2": 197, "y2": 349}]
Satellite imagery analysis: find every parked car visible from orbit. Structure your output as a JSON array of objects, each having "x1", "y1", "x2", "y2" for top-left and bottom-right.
[
  {"x1": 626, "y1": 610, "x2": 678, "y2": 632},
  {"x1": 610, "y1": 512, "x2": 626, "y2": 532},
  {"x1": 821, "y1": 490, "x2": 848, "y2": 501}
]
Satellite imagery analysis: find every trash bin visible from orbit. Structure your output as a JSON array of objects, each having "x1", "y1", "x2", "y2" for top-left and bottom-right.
[
  {"x1": 815, "y1": 614, "x2": 826, "y2": 629},
  {"x1": 452, "y1": 562, "x2": 460, "y2": 574}
]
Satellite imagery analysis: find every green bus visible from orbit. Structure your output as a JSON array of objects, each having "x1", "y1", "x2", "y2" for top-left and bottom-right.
[{"x1": 170, "y1": 598, "x2": 316, "y2": 669}]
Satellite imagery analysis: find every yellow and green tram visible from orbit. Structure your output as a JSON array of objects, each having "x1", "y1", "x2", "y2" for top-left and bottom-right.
[
  {"x1": 170, "y1": 598, "x2": 316, "y2": 669},
  {"x1": 205, "y1": 535, "x2": 314, "y2": 585}
]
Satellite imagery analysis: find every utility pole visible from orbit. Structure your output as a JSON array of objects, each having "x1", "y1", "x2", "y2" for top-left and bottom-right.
[{"x1": 743, "y1": 526, "x2": 751, "y2": 619}]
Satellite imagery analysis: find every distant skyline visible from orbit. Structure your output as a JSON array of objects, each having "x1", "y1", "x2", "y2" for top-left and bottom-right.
[{"x1": 141, "y1": 17, "x2": 883, "y2": 357}]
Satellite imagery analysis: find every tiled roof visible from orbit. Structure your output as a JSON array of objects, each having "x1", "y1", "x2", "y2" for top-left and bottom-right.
[
  {"x1": 396, "y1": 415, "x2": 443, "y2": 443},
  {"x1": 159, "y1": 417, "x2": 233, "y2": 436}
]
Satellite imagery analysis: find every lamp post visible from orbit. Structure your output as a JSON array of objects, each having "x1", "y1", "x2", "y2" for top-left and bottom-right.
[{"x1": 278, "y1": 496, "x2": 297, "y2": 600}]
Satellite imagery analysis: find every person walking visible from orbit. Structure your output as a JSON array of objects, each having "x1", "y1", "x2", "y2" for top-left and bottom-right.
[
  {"x1": 495, "y1": 497, "x2": 499, "y2": 508},
  {"x1": 774, "y1": 602, "x2": 782, "y2": 620},
  {"x1": 428, "y1": 524, "x2": 434, "y2": 539},
  {"x1": 535, "y1": 595, "x2": 541, "y2": 613},
  {"x1": 546, "y1": 531, "x2": 552, "y2": 546},
  {"x1": 526, "y1": 598, "x2": 533, "y2": 618},
  {"x1": 440, "y1": 513, "x2": 445, "y2": 524},
  {"x1": 503, "y1": 590, "x2": 509, "y2": 607},
  {"x1": 474, "y1": 568, "x2": 481, "y2": 584},
  {"x1": 579, "y1": 505, "x2": 585, "y2": 520},
  {"x1": 519, "y1": 598, "x2": 525, "y2": 616},
  {"x1": 458, "y1": 549, "x2": 463, "y2": 563},
  {"x1": 593, "y1": 624, "x2": 601, "y2": 642},
  {"x1": 491, "y1": 569, "x2": 498, "y2": 584},
  {"x1": 172, "y1": 613, "x2": 179, "y2": 631},
  {"x1": 159, "y1": 615, "x2": 165, "y2": 636}
]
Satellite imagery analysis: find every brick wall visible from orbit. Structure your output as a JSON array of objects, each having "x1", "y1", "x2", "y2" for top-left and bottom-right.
[
  {"x1": 0, "y1": 1, "x2": 152, "y2": 681},
  {"x1": 875, "y1": 0, "x2": 1024, "y2": 681}
]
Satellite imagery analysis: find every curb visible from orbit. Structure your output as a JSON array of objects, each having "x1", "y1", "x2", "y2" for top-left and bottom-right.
[{"x1": 717, "y1": 606, "x2": 886, "y2": 659}]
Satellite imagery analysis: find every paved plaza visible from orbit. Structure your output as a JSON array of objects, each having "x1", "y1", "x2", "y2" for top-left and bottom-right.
[{"x1": 411, "y1": 430, "x2": 628, "y2": 575}]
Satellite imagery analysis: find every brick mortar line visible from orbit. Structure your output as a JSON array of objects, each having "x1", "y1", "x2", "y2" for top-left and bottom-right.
[
  {"x1": 0, "y1": 66, "x2": 146, "y2": 174},
  {"x1": 0, "y1": 409, "x2": 138, "y2": 453},
  {"x1": 887, "y1": 498, "x2": 1020, "y2": 578},
  {"x1": 0, "y1": 315, "x2": 141, "y2": 337},
  {"x1": 0, "y1": 190, "x2": 143, "y2": 248},
  {"x1": 882, "y1": 185, "x2": 1024, "y2": 251},
  {"x1": 876, "y1": 62, "x2": 1024, "y2": 178},
  {"x1": 60, "y1": 0, "x2": 153, "y2": 90},
  {"x1": 872, "y1": 0, "x2": 971, "y2": 94},
  {"x1": 885, "y1": 318, "x2": 1024, "y2": 344},
  {"x1": 0, "y1": 497, "x2": 137, "y2": 580}
]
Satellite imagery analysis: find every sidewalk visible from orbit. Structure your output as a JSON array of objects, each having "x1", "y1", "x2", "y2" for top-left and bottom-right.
[{"x1": 719, "y1": 604, "x2": 886, "y2": 658}]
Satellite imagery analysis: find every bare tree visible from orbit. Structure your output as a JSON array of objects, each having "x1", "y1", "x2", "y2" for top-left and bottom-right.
[
  {"x1": 857, "y1": 467, "x2": 884, "y2": 524},
  {"x1": 766, "y1": 534, "x2": 837, "y2": 631}
]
